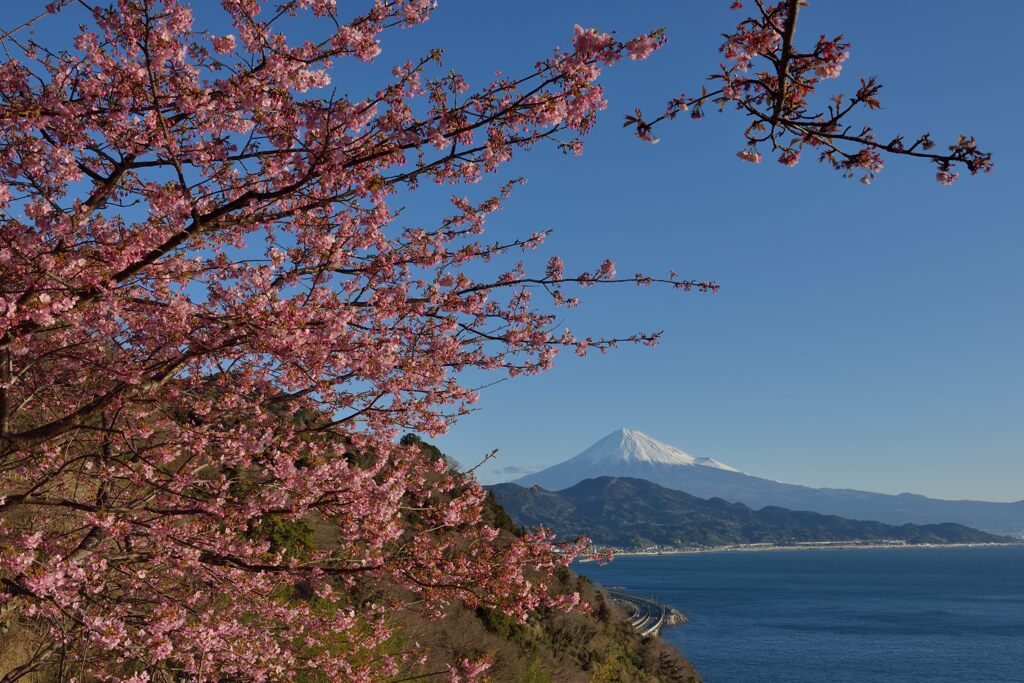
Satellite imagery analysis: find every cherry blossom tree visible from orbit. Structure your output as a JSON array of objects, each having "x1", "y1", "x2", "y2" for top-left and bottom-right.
[{"x1": 0, "y1": 1, "x2": 987, "y2": 680}]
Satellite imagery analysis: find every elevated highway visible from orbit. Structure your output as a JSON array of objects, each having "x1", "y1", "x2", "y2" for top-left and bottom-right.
[{"x1": 606, "y1": 588, "x2": 684, "y2": 637}]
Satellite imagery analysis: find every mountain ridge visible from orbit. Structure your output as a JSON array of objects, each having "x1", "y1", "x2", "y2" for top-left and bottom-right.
[
  {"x1": 490, "y1": 476, "x2": 1013, "y2": 549},
  {"x1": 510, "y1": 430, "x2": 1024, "y2": 536}
]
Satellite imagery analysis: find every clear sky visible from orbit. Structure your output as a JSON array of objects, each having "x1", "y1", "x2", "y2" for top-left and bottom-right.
[
  {"x1": 13, "y1": 2, "x2": 1021, "y2": 501},
  {"x1": 410, "y1": 1, "x2": 1022, "y2": 501}
]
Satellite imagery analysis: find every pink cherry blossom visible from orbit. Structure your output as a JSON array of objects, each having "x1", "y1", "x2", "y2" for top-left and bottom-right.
[
  {"x1": 0, "y1": 1, "x2": 714, "y2": 679},
  {"x1": 625, "y1": 30, "x2": 667, "y2": 61},
  {"x1": 211, "y1": 34, "x2": 236, "y2": 53},
  {"x1": 778, "y1": 149, "x2": 800, "y2": 166}
]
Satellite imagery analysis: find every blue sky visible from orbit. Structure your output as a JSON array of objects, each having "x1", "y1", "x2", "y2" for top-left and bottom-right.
[
  {"x1": 14, "y1": 2, "x2": 1021, "y2": 501},
  {"x1": 409, "y1": 1, "x2": 1022, "y2": 501}
]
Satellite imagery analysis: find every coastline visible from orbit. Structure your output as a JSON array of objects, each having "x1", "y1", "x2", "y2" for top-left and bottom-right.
[{"x1": 585, "y1": 540, "x2": 1022, "y2": 559}]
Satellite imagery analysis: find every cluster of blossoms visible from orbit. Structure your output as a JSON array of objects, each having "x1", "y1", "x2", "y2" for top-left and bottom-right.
[
  {"x1": 736, "y1": 149, "x2": 762, "y2": 164},
  {"x1": 624, "y1": 0, "x2": 992, "y2": 184},
  {"x1": 0, "y1": 1, "x2": 710, "y2": 680}
]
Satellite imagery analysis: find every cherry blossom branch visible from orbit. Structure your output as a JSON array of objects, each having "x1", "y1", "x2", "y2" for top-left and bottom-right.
[{"x1": 624, "y1": 0, "x2": 992, "y2": 184}]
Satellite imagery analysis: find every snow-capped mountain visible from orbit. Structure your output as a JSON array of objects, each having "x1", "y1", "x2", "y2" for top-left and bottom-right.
[
  {"x1": 571, "y1": 428, "x2": 740, "y2": 471},
  {"x1": 510, "y1": 428, "x2": 744, "y2": 492},
  {"x1": 510, "y1": 429, "x2": 1024, "y2": 536}
]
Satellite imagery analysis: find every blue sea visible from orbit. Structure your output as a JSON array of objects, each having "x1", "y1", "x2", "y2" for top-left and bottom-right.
[{"x1": 574, "y1": 546, "x2": 1024, "y2": 682}]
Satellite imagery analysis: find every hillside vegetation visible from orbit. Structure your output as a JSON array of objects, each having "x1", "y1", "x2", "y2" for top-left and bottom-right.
[
  {"x1": 388, "y1": 442, "x2": 701, "y2": 682},
  {"x1": 2, "y1": 442, "x2": 701, "y2": 682},
  {"x1": 392, "y1": 557, "x2": 700, "y2": 682}
]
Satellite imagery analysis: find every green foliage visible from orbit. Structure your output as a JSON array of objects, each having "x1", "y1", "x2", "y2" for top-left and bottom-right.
[
  {"x1": 287, "y1": 597, "x2": 408, "y2": 683},
  {"x1": 399, "y1": 433, "x2": 424, "y2": 447},
  {"x1": 595, "y1": 595, "x2": 612, "y2": 624},
  {"x1": 483, "y1": 491, "x2": 524, "y2": 536},
  {"x1": 475, "y1": 607, "x2": 534, "y2": 652},
  {"x1": 523, "y1": 654, "x2": 553, "y2": 683},
  {"x1": 401, "y1": 432, "x2": 461, "y2": 471},
  {"x1": 554, "y1": 565, "x2": 572, "y2": 585},
  {"x1": 246, "y1": 516, "x2": 314, "y2": 559}
]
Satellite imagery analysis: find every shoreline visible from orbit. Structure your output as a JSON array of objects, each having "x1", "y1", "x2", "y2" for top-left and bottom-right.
[{"x1": 583, "y1": 541, "x2": 1022, "y2": 559}]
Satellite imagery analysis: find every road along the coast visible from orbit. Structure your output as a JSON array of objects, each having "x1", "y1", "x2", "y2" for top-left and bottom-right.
[{"x1": 606, "y1": 588, "x2": 686, "y2": 637}]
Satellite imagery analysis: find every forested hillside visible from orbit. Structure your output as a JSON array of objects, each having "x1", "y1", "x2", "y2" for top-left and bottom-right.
[{"x1": 492, "y1": 477, "x2": 1010, "y2": 549}]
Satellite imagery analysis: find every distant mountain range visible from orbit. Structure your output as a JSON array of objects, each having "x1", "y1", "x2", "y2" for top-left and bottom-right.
[
  {"x1": 490, "y1": 477, "x2": 1011, "y2": 548},
  {"x1": 510, "y1": 430, "x2": 1024, "y2": 536}
]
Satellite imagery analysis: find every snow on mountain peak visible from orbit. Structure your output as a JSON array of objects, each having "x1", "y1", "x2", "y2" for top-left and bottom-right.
[{"x1": 575, "y1": 429, "x2": 741, "y2": 472}]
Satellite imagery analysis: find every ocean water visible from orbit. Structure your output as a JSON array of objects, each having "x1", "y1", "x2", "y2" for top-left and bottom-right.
[{"x1": 574, "y1": 546, "x2": 1024, "y2": 682}]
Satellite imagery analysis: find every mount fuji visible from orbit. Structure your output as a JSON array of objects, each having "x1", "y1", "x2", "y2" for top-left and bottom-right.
[{"x1": 509, "y1": 429, "x2": 1024, "y2": 536}]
